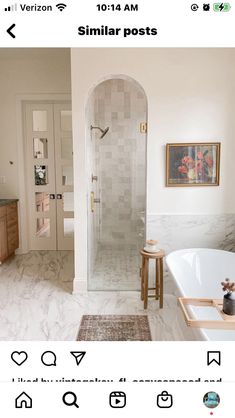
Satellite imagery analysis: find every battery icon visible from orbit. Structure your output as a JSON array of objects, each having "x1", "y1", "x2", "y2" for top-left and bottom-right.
[{"x1": 213, "y1": 3, "x2": 231, "y2": 11}]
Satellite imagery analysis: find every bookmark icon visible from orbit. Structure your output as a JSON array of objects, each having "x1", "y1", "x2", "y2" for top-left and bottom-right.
[
  {"x1": 70, "y1": 351, "x2": 86, "y2": 366},
  {"x1": 207, "y1": 351, "x2": 221, "y2": 366}
]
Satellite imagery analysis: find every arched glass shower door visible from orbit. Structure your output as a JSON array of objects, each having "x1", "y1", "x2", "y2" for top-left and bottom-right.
[{"x1": 87, "y1": 77, "x2": 147, "y2": 291}]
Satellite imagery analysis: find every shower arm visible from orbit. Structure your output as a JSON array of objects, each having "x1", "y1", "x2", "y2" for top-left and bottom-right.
[
  {"x1": 90, "y1": 125, "x2": 102, "y2": 133},
  {"x1": 91, "y1": 125, "x2": 109, "y2": 139}
]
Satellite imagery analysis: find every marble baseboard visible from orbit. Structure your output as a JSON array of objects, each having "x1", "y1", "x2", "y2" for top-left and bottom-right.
[
  {"x1": 147, "y1": 213, "x2": 235, "y2": 254},
  {"x1": 73, "y1": 278, "x2": 88, "y2": 293}
]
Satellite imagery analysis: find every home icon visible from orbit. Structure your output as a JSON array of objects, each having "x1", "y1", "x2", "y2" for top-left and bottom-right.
[{"x1": 15, "y1": 392, "x2": 32, "y2": 408}]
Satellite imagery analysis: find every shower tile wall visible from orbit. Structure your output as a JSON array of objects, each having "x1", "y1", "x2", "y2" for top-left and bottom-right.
[
  {"x1": 94, "y1": 79, "x2": 147, "y2": 249},
  {"x1": 88, "y1": 78, "x2": 147, "y2": 291},
  {"x1": 87, "y1": 94, "x2": 99, "y2": 276}
]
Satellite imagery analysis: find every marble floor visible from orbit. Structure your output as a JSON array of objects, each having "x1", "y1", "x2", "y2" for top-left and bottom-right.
[
  {"x1": 0, "y1": 251, "x2": 198, "y2": 341},
  {"x1": 89, "y1": 244, "x2": 141, "y2": 290}
]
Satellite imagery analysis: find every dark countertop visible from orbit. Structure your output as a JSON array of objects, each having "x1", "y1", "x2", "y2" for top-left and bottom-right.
[{"x1": 0, "y1": 199, "x2": 18, "y2": 207}]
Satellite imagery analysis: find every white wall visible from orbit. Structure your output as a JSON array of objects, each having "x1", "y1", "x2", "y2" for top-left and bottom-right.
[
  {"x1": 0, "y1": 48, "x2": 71, "y2": 199},
  {"x1": 71, "y1": 48, "x2": 235, "y2": 287}
]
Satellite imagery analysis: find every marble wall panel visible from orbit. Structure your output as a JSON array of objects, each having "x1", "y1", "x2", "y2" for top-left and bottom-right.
[{"x1": 147, "y1": 213, "x2": 235, "y2": 254}]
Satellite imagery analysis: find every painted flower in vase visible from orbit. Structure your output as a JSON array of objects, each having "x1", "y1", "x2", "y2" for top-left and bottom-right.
[
  {"x1": 166, "y1": 143, "x2": 220, "y2": 186},
  {"x1": 175, "y1": 148, "x2": 214, "y2": 183}
]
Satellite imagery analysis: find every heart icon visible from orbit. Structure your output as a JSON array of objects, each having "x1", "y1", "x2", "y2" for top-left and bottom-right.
[{"x1": 11, "y1": 351, "x2": 28, "y2": 366}]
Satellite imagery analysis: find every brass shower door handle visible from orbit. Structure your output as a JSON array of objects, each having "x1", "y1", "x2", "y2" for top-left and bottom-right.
[
  {"x1": 90, "y1": 192, "x2": 94, "y2": 212},
  {"x1": 90, "y1": 192, "x2": 100, "y2": 212}
]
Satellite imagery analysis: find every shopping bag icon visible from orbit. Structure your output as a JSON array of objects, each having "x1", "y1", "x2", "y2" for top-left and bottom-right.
[{"x1": 157, "y1": 391, "x2": 173, "y2": 408}]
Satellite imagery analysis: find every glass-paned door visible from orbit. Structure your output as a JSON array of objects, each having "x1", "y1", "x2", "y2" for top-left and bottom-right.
[
  {"x1": 26, "y1": 104, "x2": 57, "y2": 250},
  {"x1": 54, "y1": 104, "x2": 74, "y2": 250},
  {"x1": 25, "y1": 102, "x2": 74, "y2": 251}
]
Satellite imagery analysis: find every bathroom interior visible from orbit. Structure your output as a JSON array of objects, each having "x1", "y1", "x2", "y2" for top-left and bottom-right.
[{"x1": 0, "y1": 47, "x2": 235, "y2": 340}]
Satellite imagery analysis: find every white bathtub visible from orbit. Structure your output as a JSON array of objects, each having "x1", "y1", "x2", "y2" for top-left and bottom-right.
[{"x1": 166, "y1": 248, "x2": 235, "y2": 341}]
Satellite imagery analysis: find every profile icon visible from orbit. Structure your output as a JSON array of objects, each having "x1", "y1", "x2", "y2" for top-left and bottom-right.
[{"x1": 203, "y1": 392, "x2": 220, "y2": 409}]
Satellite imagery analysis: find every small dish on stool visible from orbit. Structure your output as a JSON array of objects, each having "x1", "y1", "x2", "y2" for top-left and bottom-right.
[{"x1": 144, "y1": 239, "x2": 160, "y2": 253}]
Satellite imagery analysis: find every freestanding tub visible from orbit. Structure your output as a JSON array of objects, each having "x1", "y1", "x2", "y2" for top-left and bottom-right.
[{"x1": 166, "y1": 248, "x2": 235, "y2": 341}]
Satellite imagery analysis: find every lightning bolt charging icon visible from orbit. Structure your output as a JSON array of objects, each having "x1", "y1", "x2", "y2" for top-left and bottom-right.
[{"x1": 219, "y1": 2, "x2": 224, "y2": 10}]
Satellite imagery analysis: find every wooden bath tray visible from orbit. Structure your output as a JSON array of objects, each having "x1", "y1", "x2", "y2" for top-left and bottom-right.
[{"x1": 178, "y1": 298, "x2": 235, "y2": 330}]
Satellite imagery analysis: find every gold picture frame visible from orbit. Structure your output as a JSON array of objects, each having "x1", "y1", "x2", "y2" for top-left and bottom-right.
[{"x1": 166, "y1": 142, "x2": 221, "y2": 187}]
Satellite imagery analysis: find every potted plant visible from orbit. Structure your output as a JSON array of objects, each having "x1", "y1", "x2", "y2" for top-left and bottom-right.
[{"x1": 221, "y1": 278, "x2": 235, "y2": 315}]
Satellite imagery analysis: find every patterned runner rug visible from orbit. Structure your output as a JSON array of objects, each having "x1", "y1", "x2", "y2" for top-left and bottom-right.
[{"x1": 77, "y1": 315, "x2": 152, "y2": 341}]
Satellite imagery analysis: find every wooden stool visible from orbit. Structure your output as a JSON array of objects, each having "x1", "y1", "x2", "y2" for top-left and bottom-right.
[{"x1": 140, "y1": 249, "x2": 165, "y2": 309}]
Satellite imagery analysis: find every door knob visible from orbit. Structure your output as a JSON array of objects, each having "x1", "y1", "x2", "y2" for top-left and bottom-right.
[
  {"x1": 49, "y1": 194, "x2": 55, "y2": 200},
  {"x1": 57, "y1": 194, "x2": 62, "y2": 200}
]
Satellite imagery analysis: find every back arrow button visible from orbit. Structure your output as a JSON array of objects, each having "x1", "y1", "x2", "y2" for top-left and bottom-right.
[{"x1": 7, "y1": 24, "x2": 16, "y2": 38}]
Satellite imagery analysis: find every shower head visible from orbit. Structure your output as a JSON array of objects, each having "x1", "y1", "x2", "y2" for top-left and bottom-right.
[
  {"x1": 91, "y1": 125, "x2": 109, "y2": 139},
  {"x1": 100, "y1": 126, "x2": 109, "y2": 139}
]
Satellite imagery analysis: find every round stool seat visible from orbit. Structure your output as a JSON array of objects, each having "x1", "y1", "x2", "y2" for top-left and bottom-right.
[{"x1": 140, "y1": 249, "x2": 165, "y2": 259}]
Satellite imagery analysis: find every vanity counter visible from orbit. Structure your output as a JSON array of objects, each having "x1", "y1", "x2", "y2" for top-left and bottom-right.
[{"x1": 0, "y1": 199, "x2": 19, "y2": 207}]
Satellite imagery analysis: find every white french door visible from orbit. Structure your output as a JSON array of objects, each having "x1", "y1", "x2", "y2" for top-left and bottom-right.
[{"x1": 25, "y1": 102, "x2": 74, "y2": 251}]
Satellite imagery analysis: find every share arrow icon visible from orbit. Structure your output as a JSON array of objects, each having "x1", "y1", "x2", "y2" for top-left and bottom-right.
[{"x1": 70, "y1": 351, "x2": 86, "y2": 366}]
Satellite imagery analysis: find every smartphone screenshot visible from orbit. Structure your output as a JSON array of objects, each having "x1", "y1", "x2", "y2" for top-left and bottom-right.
[{"x1": 0, "y1": 0, "x2": 234, "y2": 416}]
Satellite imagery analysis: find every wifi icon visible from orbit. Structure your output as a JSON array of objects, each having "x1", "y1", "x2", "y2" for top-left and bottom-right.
[{"x1": 56, "y1": 3, "x2": 67, "y2": 11}]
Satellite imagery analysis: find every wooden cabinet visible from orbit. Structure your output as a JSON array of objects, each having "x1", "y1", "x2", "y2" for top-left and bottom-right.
[
  {"x1": 0, "y1": 201, "x2": 19, "y2": 263},
  {"x1": 0, "y1": 206, "x2": 8, "y2": 262}
]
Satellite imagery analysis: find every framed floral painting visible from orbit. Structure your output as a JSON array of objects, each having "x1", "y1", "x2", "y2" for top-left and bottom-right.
[{"x1": 166, "y1": 143, "x2": 221, "y2": 186}]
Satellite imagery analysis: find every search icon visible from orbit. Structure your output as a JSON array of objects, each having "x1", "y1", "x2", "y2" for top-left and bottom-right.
[{"x1": 62, "y1": 391, "x2": 79, "y2": 408}]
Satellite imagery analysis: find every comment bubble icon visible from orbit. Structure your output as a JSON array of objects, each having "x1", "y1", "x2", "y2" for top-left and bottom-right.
[{"x1": 41, "y1": 351, "x2": 57, "y2": 366}]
